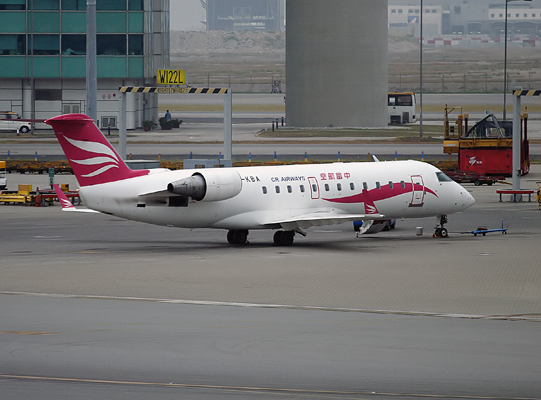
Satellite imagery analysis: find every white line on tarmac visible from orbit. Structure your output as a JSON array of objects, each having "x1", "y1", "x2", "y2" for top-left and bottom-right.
[{"x1": 1, "y1": 291, "x2": 540, "y2": 321}]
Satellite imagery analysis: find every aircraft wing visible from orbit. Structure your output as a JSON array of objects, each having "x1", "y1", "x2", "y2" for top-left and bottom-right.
[{"x1": 264, "y1": 212, "x2": 386, "y2": 231}]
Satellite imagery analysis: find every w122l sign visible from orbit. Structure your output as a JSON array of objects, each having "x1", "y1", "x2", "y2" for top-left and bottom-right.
[{"x1": 157, "y1": 69, "x2": 187, "y2": 85}]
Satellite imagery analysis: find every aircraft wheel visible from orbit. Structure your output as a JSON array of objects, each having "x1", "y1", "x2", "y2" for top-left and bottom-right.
[
  {"x1": 234, "y1": 230, "x2": 248, "y2": 244},
  {"x1": 273, "y1": 230, "x2": 295, "y2": 246},
  {"x1": 440, "y1": 228, "x2": 449, "y2": 238},
  {"x1": 273, "y1": 231, "x2": 283, "y2": 245},
  {"x1": 227, "y1": 230, "x2": 236, "y2": 244},
  {"x1": 227, "y1": 229, "x2": 248, "y2": 245},
  {"x1": 282, "y1": 231, "x2": 294, "y2": 246}
]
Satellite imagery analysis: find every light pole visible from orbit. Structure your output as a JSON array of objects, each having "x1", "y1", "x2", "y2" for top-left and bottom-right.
[
  {"x1": 503, "y1": 0, "x2": 532, "y2": 121},
  {"x1": 86, "y1": 0, "x2": 97, "y2": 122},
  {"x1": 419, "y1": 0, "x2": 423, "y2": 137}
]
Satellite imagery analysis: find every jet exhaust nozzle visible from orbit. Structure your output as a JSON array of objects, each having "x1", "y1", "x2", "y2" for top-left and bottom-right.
[{"x1": 167, "y1": 175, "x2": 206, "y2": 201}]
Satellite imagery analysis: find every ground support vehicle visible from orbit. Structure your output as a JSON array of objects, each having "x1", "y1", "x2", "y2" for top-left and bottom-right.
[
  {"x1": 442, "y1": 107, "x2": 530, "y2": 182},
  {"x1": 388, "y1": 92, "x2": 416, "y2": 124},
  {"x1": 0, "y1": 184, "x2": 35, "y2": 205},
  {"x1": 443, "y1": 170, "x2": 501, "y2": 186},
  {"x1": 0, "y1": 161, "x2": 6, "y2": 190},
  {"x1": 0, "y1": 111, "x2": 31, "y2": 134}
]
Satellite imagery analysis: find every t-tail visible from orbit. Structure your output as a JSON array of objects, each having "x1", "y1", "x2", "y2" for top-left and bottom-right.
[{"x1": 46, "y1": 114, "x2": 149, "y2": 187}]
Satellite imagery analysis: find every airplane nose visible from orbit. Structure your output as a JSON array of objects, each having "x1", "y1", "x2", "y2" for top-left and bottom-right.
[{"x1": 463, "y1": 190, "x2": 475, "y2": 209}]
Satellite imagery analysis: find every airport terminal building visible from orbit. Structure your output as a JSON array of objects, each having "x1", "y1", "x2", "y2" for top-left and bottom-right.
[
  {"x1": 0, "y1": 0, "x2": 169, "y2": 130},
  {"x1": 389, "y1": 0, "x2": 541, "y2": 39}
]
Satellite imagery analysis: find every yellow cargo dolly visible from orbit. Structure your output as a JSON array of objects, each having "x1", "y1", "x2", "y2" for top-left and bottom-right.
[{"x1": 0, "y1": 184, "x2": 35, "y2": 205}]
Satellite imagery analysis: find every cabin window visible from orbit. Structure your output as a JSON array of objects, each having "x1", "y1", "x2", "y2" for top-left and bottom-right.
[
  {"x1": 389, "y1": 181, "x2": 394, "y2": 189},
  {"x1": 312, "y1": 184, "x2": 317, "y2": 192},
  {"x1": 363, "y1": 182, "x2": 368, "y2": 190},
  {"x1": 287, "y1": 185, "x2": 292, "y2": 193},
  {"x1": 262, "y1": 186, "x2": 267, "y2": 194},
  {"x1": 350, "y1": 182, "x2": 355, "y2": 190},
  {"x1": 324, "y1": 183, "x2": 330, "y2": 191},
  {"x1": 400, "y1": 181, "x2": 406, "y2": 188},
  {"x1": 337, "y1": 183, "x2": 342, "y2": 191},
  {"x1": 300, "y1": 185, "x2": 305, "y2": 193},
  {"x1": 275, "y1": 186, "x2": 280, "y2": 194},
  {"x1": 376, "y1": 182, "x2": 381, "y2": 189}
]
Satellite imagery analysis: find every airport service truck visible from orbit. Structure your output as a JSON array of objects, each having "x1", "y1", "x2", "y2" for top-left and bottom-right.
[{"x1": 0, "y1": 161, "x2": 6, "y2": 190}]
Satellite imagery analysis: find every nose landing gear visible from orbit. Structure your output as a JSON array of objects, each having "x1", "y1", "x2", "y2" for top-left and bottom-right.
[{"x1": 433, "y1": 215, "x2": 449, "y2": 238}]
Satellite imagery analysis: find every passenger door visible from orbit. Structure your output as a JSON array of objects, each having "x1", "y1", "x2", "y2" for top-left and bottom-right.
[
  {"x1": 308, "y1": 177, "x2": 319, "y2": 200},
  {"x1": 410, "y1": 175, "x2": 425, "y2": 207}
]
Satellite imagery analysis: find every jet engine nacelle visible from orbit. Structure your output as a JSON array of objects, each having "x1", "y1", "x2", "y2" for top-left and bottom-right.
[{"x1": 167, "y1": 169, "x2": 242, "y2": 202}]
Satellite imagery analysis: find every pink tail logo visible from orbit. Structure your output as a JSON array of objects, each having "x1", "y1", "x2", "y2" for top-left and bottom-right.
[
  {"x1": 46, "y1": 114, "x2": 148, "y2": 186},
  {"x1": 64, "y1": 136, "x2": 121, "y2": 178}
]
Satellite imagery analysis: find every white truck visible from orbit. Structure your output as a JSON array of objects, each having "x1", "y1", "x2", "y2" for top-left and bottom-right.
[{"x1": 0, "y1": 111, "x2": 31, "y2": 134}]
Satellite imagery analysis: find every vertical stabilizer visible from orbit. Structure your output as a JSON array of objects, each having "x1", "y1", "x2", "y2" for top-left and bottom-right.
[{"x1": 46, "y1": 114, "x2": 148, "y2": 187}]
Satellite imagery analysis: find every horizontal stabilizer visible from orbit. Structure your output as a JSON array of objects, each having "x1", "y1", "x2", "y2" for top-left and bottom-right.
[{"x1": 53, "y1": 184, "x2": 98, "y2": 213}]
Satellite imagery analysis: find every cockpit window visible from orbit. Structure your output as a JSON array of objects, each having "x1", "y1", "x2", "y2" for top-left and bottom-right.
[{"x1": 436, "y1": 172, "x2": 453, "y2": 182}]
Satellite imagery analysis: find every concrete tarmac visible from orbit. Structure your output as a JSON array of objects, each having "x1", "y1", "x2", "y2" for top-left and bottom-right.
[
  {"x1": 1, "y1": 166, "x2": 540, "y2": 318},
  {"x1": 1, "y1": 166, "x2": 540, "y2": 399}
]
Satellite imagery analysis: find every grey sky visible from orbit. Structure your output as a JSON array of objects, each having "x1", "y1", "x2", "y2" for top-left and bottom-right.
[{"x1": 171, "y1": 0, "x2": 206, "y2": 31}]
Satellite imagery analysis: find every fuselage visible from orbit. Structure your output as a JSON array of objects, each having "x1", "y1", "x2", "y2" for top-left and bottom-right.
[{"x1": 79, "y1": 160, "x2": 475, "y2": 230}]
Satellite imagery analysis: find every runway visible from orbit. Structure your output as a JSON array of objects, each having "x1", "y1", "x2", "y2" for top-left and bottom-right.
[{"x1": 1, "y1": 169, "x2": 540, "y2": 399}]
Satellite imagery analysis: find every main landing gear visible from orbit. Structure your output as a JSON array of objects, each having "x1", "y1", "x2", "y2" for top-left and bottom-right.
[
  {"x1": 433, "y1": 215, "x2": 449, "y2": 238},
  {"x1": 226, "y1": 229, "x2": 304, "y2": 246},
  {"x1": 227, "y1": 229, "x2": 249, "y2": 245},
  {"x1": 273, "y1": 230, "x2": 295, "y2": 246}
]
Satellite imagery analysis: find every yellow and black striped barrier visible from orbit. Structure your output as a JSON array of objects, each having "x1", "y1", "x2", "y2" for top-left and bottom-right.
[
  {"x1": 119, "y1": 87, "x2": 228, "y2": 94},
  {"x1": 513, "y1": 89, "x2": 541, "y2": 97}
]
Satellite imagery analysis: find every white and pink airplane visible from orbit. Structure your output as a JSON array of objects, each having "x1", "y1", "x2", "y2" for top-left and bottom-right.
[{"x1": 46, "y1": 114, "x2": 475, "y2": 245}]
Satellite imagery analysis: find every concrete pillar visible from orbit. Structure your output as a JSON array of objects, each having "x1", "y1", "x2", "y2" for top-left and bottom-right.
[
  {"x1": 22, "y1": 80, "x2": 33, "y2": 119},
  {"x1": 286, "y1": 0, "x2": 388, "y2": 127}
]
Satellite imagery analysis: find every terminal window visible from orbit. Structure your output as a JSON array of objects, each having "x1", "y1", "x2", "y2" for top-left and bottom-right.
[
  {"x1": 62, "y1": 34, "x2": 86, "y2": 55},
  {"x1": 97, "y1": 34, "x2": 126, "y2": 55},
  {"x1": 32, "y1": 0, "x2": 60, "y2": 10},
  {"x1": 0, "y1": 0, "x2": 25, "y2": 10},
  {"x1": 97, "y1": 0, "x2": 140, "y2": 10},
  {"x1": 0, "y1": 34, "x2": 26, "y2": 55},
  {"x1": 128, "y1": 34, "x2": 143, "y2": 55},
  {"x1": 31, "y1": 35, "x2": 60, "y2": 55},
  {"x1": 62, "y1": 0, "x2": 85, "y2": 10}
]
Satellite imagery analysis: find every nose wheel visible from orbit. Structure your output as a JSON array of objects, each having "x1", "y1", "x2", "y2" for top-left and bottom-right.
[{"x1": 433, "y1": 215, "x2": 449, "y2": 238}]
